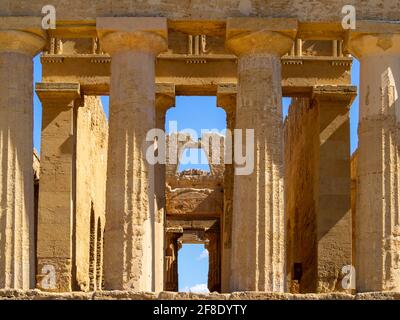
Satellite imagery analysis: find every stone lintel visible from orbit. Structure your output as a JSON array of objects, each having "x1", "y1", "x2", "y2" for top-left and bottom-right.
[
  {"x1": 35, "y1": 82, "x2": 81, "y2": 105},
  {"x1": 350, "y1": 20, "x2": 400, "y2": 35},
  {"x1": 96, "y1": 17, "x2": 168, "y2": 40},
  {"x1": 166, "y1": 227, "x2": 184, "y2": 234},
  {"x1": 167, "y1": 219, "x2": 219, "y2": 231},
  {"x1": 48, "y1": 21, "x2": 97, "y2": 39},
  {"x1": 41, "y1": 52, "x2": 351, "y2": 96},
  {"x1": 297, "y1": 22, "x2": 347, "y2": 40},
  {"x1": 312, "y1": 85, "x2": 357, "y2": 106},
  {"x1": 178, "y1": 232, "x2": 207, "y2": 245}
]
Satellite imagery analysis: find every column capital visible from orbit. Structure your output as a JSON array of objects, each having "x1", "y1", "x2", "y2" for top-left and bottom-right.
[
  {"x1": 97, "y1": 17, "x2": 168, "y2": 55},
  {"x1": 345, "y1": 21, "x2": 400, "y2": 58},
  {"x1": 35, "y1": 82, "x2": 81, "y2": 106},
  {"x1": 226, "y1": 18, "x2": 297, "y2": 57},
  {"x1": 0, "y1": 17, "x2": 47, "y2": 56}
]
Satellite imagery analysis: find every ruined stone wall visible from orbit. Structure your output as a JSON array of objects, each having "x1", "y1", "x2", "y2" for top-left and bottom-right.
[
  {"x1": 284, "y1": 98, "x2": 319, "y2": 293},
  {"x1": 75, "y1": 96, "x2": 108, "y2": 291}
]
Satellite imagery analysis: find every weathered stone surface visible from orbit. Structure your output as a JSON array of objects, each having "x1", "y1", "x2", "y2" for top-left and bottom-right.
[
  {"x1": 1, "y1": 289, "x2": 400, "y2": 300},
  {"x1": 0, "y1": 29, "x2": 46, "y2": 289},
  {"x1": 2, "y1": 1, "x2": 400, "y2": 23},
  {"x1": 284, "y1": 86, "x2": 356, "y2": 293}
]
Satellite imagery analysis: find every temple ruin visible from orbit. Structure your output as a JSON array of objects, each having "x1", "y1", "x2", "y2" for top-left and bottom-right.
[{"x1": 1, "y1": 1, "x2": 400, "y2": 297}]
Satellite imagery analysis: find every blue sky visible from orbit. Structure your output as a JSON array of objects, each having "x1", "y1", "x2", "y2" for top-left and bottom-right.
[{"x1": 33, "y1": 56, "x2": 360, "y2": 292}]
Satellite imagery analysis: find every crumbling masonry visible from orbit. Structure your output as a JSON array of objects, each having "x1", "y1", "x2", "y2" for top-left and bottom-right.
[{"x1": 1, "y1": 0, "x2": 400, "y2": 296}]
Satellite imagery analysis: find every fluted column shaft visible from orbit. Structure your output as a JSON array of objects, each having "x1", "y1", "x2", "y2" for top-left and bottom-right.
[
  {"x1": 226, "y1": 19, "x2": 296, "y2": 291},
  {"x1": 154, "y1": 93, "x2": 174, "y2": 292},
  {"x1": 0, "y1": 30, "x2": 45, "y2": 289},
  {"x1": 98, "y1": 18, "x2": 168, "y2": 291},
  {"x1": 348, "y1": 31, "x2": 400, "y2": 291}
]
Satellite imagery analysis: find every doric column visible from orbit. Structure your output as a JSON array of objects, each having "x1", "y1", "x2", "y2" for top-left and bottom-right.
[
  {"x1": 164, "y1": 230, "x2": 181, "y2": 292},
  {"x1": 35, "y1": 83, "x2": 81, "y2": 292},
  {"x1": 155, "y1": 88, "x2": 175, "y2": 292},
  {"x1": 0, "y1": 24, "x2": 46, "y2": 289},
  {"x1": 217, "y1": 84, "x2": 236, "y2": 293},
  {"x1": 347, "y1": 25, "x2": 400, "y2": 292},
  {"x1": 226, "y1": 18, "x2": 297, "y2": 292},
  {"x1": 312, "y1": 86, "x2": 356, "y2": 292},
  {"x1": 97, "y1": 17, "x2": 168, "y2": 291}
]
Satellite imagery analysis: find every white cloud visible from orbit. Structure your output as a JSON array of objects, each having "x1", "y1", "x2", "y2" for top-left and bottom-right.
[
  {"x1": 185, "y1": 283, "x2": 209, "y2": 294},
  {"x1": 197, "y1": 249, "x2": 209, "y2": 260}
]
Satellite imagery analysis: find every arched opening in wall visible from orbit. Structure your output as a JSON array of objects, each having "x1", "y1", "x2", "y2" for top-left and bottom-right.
[
  {"x1": 178, "y1": 244, "x2": 209, "y2": 293},
  {"x1": 178, "y1": 148, "x2": 211, "y2": 173},
  {"x1": 88, "y1": 203, "x2": 96, "y2": 291},
  {"x1": 96, "y1": 217, "x2": 103, "y2": 290},
  {"x1": 166, "y1": 95, "x2": 226, "y2": 174}
]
